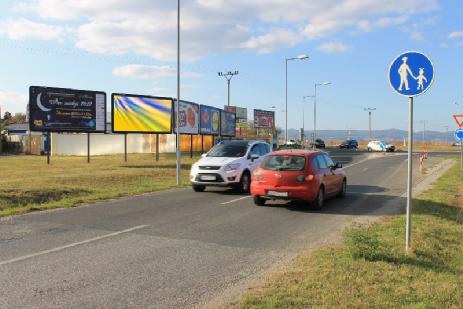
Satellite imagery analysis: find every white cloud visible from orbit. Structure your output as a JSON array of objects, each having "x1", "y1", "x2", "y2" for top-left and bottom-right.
[
  {"x1": 318, "y1": 41, "x2": 350, "y2": 53},
  {"x1": 449, "y1": 31, "x2": 463, "y2": 39},
  {"x1": 112, "y1": 64, "x2": 199, "y2": 80},
  {"x1": 0, "y1": 91, "x2": 28, "y2": 114},
  {"x1": 0, "y1": 18, "x2": 65, "y2": 40},
  {"x1": 241, "y1": 28, "x2": 302, "y2": 54},
  {"x1": 375, "y1": 15, "x2": 408, "y2": 28},
  {"x1": 410, "y1": 31, "x2": 424, "y2": 41},
  {"x1": 13, "y1": 0, "x2": 439, "y2": 59}
]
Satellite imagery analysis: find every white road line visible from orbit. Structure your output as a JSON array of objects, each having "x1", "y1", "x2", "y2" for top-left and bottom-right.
[
  {"x1": 220, "y1": 196, "x2": 251, "y2": 205},
  {"x1": 0, "y1": 225, "x2": 148, "y2": 267}
]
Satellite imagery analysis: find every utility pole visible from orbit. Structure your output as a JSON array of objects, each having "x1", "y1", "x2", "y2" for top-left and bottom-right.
[
  {"x1": 218, "y1": 71, "x2": 239, "y2": 106},
  {"x1": 364, "y1": 107, "x2": 376, "y2": 141}
]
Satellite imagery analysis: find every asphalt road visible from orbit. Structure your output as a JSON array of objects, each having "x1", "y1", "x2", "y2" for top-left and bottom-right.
[{"x1": 0, "y1": 150, "x2": 440, "y2": 308}]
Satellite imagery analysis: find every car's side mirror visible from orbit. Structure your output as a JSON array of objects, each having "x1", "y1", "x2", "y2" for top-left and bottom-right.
[
  {"x1": 333, "y1": 162, "x2": 343, "y2": 169},
  {"x1": 201, "y1": 153, "x2": 207, "y2": 158},
  {"x1": 250, "y1": 154, "x2": 259, "y2": 161}
]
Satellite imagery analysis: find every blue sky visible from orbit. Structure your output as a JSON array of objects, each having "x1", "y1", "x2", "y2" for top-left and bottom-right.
[{"x1": 0, "y1": 0, "x2": 462, "y2": 132}]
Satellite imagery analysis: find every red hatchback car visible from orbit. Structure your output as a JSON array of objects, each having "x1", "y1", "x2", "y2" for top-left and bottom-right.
[{"x1": 251, "y1": 150, "x2": 346, "y2": 209}]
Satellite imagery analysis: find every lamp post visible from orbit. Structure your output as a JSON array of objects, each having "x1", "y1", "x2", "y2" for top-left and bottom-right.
[
  {"x1": 313, "y1": 82, "x2": 331, "y2": 150},
  {"x1": 218, "y1": 71, "x2": 239, "y2": 106},
  {"x1": 285, "y1": 54, "x2": 309, "y2": 144},
  {"x1": 176, "y1": 0, "x2": 181, "y2": 186},
  {"x1": 364, "y1": 107, "x2": 376, "y2": 141},
  {"x1": 303, "y1": 95, "x2": 315, "y2": 147}
]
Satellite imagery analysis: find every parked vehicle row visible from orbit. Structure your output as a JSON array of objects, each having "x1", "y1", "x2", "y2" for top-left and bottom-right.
[{"x1": 190, "y1": 140, "x2": 346, "y2": 209}]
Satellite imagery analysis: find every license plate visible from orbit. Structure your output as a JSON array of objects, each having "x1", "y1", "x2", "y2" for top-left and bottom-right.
[
  {"x1": 200, "y1": 175, "x2": 216, "y2": 181},
  {"x1": 268, "y1": 191, "x2": 288, "y2": 197}
]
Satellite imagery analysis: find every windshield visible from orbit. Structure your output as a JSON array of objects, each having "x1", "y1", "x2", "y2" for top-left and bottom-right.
[
  {"x1": 262, "y1": 155, "x2": 306, "y2": 171},
  {"x1": 207, "y1": 143, "x2": 248, "y2": 157}
]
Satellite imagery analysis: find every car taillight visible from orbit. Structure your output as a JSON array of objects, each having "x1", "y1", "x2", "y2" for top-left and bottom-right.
[
  {"x1": 253, "y1": 170, "x2": 264, "y2": 181},
  {"x1": 296, "y1": 175, "x2": 306, "y2": 182},
  {"x1": 297, "y1": 174, "x2": 314, "y2": 182}
]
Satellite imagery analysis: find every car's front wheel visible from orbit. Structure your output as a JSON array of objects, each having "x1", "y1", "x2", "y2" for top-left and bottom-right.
[
  {"x1": 236, "y1": 171, "x2": 251, "y2": 193},
  {"x1": 253, "y1": 196, "x2": 266, "y2": 206},
  {"x1": 192, "y1": 185, "x2": 206, "y2": 192}
]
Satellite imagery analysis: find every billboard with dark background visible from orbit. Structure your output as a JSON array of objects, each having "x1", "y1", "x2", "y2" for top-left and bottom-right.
[
  {"x1": 29, "y1": 86, "x2": 106, "y2": 133},
  {"x1": 253, "y1": 109, "x2": 275, "y2": 129}
]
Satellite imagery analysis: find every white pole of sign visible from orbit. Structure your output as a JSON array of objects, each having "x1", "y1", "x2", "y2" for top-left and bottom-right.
[
  {"x1": 176, "y1": 0, "x2": 181, "y2": 186},
  {"x1": 460, "y1": 141, "x2": 462, "y2": 171},
  {"x1": 406, "y1": 96, "x2": 413, "y2": 251}
]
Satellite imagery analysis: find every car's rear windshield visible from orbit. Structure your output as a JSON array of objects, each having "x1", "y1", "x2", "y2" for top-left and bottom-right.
[
  {"x1": 207, "y1": 143, "x2": 248, "y2": 157},
  {"x1": 262, "y1": 155, "x2": 306, "y2": 171}
]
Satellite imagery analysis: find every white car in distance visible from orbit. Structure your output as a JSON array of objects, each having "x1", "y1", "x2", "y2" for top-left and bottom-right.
[
  {"x1": 190, "y1": 140, "x2": 271, "y2": 193},
  {"x1": 367, "y1": 140, "x2": 396, "y2": 152}
]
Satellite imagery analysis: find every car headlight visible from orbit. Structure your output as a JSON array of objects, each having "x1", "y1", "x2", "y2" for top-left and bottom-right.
[{"x1": 224, "y1": 163, "x2": 240, "y2": 172}]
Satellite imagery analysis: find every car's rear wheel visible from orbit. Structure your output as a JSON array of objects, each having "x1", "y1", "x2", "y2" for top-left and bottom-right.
[
  {"x1": 192, "y1": 185, "x2": 206, "y2": 192},
  {"x1": 311, "y1": 187, "x2": 324, "y2": 210},
  {"x1": 253, "y1": 196, "x2": 266, "y2": 206},
  {"x1": 338, "y1": 179, "x2": 347, "y2": 198}
]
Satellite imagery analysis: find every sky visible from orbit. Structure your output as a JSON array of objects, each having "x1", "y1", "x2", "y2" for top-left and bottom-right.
[{"x1": 0, "y1": 0, "x2": 462, "y2": 132}]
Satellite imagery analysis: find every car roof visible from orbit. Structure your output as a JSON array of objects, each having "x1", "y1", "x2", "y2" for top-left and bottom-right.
[
  {"x1": 219, "y1": 140, "x2": 268, "y2": 146},
  {"x1": 269, "y1": 149, "x2": 324, "y2": 157}
]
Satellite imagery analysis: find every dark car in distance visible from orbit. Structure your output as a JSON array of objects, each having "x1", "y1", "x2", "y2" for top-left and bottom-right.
[
  {"x1": 339, "y1": 139, "x2": 358, "y2": 149},
  {"x1": 311, "y1": 138, "x2": 326, "y2": 149}
]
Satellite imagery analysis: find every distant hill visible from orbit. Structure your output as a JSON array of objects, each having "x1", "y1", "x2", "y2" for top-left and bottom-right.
[{"x1": 285, "y1": 128, "x2": 454, "y2": 142}]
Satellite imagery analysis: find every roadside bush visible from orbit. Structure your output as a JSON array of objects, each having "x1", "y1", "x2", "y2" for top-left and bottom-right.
[{"x1": 343, "y1": 222, "x2": 383, "y2": 260}]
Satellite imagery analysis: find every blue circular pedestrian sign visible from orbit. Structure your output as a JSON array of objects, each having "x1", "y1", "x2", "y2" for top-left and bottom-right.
[
  {"x1": 389, "y1": 51, "x2": 434, "y2": 97},
  {"x1": 455, "y1": 129, "x2": 463, "y2": 142}
]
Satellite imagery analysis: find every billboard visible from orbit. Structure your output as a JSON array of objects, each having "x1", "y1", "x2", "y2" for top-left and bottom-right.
[
  {"x1": 254, "y1": 109, "x2": 275, "y2": 129},
  {"x1": 112, "y1": 94, "x2": 173, "y2": 133},
  {"x1": 200, "y1": 105, "x2": 221, "y2": 135},
  {"x1": 224, "y1": 105, "x2": 247, "y2": 120},
  {"x1": 173, "y1": 100, "x2": 200, "y2": 134},
  {"x1": 220, "y1": 110, "x2": 236, "y2": 137},
  {"x1": 29, "y1": 86, "x2": 106, "y2": 133}
]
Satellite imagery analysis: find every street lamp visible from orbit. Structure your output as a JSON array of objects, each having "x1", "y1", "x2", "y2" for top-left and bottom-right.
[
  {"x1": 285, "y1": 54, "x2": 309, "y2": 144},
  {"x1": 218, "y1": 71, "x2": 239, "y2": 106},
  {"x1": 364, "y1": 107, "x2": 376, "y2": 141},
  {"x1": 313, "y1": 82, "x2": 331, "y2": 150},
  {"x1": 176, "y1": 0, "x2": 181, "y2": 186},
  {"x1": 303, "y1": 95, "x2": 315, "y2": 146}
]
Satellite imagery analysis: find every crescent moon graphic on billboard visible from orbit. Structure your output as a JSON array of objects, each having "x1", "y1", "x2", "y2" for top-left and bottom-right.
[{"x1": 36, "y1": 93, "x2": 52, "y2": 112}]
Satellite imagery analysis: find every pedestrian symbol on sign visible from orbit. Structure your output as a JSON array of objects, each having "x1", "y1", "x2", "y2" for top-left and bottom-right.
[{"x1": 389, "y1": 51, "x2": 434, "y2": 97}]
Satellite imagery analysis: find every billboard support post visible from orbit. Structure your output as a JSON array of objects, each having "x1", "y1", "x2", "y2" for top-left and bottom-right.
[
  {"x1": 190, "y1": 135, "x2": 193, "y2": 158},
  {"x1": 156, "y1": 134, "x2": 159, "y2": 162},
  {"x1": 124, "y1": 134, "x2": 128, "y2": 162},
  {"x1": 87, "y1": 133, "x2": 90, "y2": 163},
  {"x1": 47, "y1": 132, "x2": 51, "y2": 165},
  {"x1": 201, "y1": 135, "x2": 204, "y2": 153}
]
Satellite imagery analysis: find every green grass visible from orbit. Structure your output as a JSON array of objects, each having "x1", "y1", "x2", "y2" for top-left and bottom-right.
[
  {"x1": 238, "y1": 162, "x2": 463, "y2": 309},
  {"x1": 0, "y1": 153, "x2": 199, "y2": 216}
]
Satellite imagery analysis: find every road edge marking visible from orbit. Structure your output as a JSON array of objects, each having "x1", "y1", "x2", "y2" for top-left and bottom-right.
[
  {"x1": 0, "y1": 225, "x2": 148, "y2": 267},
  {"x1": 221, "y1": 196, "x2": 251, "y2": 205}
]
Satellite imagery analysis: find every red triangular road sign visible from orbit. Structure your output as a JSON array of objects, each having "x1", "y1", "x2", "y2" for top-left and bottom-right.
[{"x1": 453, "y1": 115, "x2": 463, "y2": 128}]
